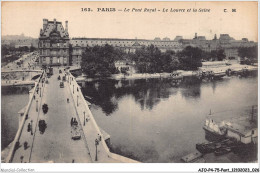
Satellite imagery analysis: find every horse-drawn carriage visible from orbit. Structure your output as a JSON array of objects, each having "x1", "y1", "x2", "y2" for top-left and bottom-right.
[{"x1": 71, "y1": 120, "x2": 81, "y2": 140}]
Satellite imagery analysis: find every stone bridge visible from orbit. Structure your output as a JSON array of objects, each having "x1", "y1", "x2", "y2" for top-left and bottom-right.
[
  {"x1": 1, "y1": 70, "x2": 42, "y2": 81},
  {"x1": 4, "y1": 67, "x2": 139, "y2": 163}
]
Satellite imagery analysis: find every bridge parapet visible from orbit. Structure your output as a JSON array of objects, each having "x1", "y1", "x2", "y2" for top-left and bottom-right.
[
  {"x1": 67, "y1": 71, "x2": 139, "y2": 163},
  {"x1": 2, "y1": 70, "x2": 42, "y2": 82},
  {"x1": 6, "y1": 70, "x2": 44, "y2": 163}
]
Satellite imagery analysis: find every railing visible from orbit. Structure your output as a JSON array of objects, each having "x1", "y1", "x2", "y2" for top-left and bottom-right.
[
  {"x1": 1, "y1": 70, "x2": 42, "y2": 73},
  {"x1": 67, "y1": 72, "x2": 139, "y2": 163},
  {"x1": 6, "y1": 71, "x2": 44, "y2": 163}
]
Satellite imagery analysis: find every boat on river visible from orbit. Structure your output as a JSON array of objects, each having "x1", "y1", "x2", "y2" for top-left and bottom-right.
[
  {"x1": 170, "y1": 71, "x2": 183, "y2": 80},
  {"x1": 214, "y1": 147, "x2": 232, "y2": 156},
  {"x1": 181, "y1": 151, "x2": 202, "y2": 163},
  {"x1": 203, "y1": 118, "x2": 227, "y2": 141},
  {"x1": 196, "y1": 141, "x2": 221, "y2": 154}
]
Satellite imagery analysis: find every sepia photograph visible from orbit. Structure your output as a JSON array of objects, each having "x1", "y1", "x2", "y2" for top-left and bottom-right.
[{"x1": 0, "y1": 0, "x2": 259, "y2": 172}]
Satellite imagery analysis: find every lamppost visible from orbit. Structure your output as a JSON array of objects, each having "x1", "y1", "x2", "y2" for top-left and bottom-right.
[
  {"x1": 77, "y1": 95, "x2": 79, "y2": 107},
  {"x1": 36, "y1": 100, "x2": 38, "y2": 112},
  {"x1": 40, "y1": 87, "x2": 41, "y2": 97},
  {"x1": 31, "y1": 120, "x2": 33, "y2": 135},
  {"x1": 83, "y1": 111, "x2": 86, "y2": 126},
  {"x1": 20, "y1": 156, "x2": 24, "y2": 163},
  {"x1": 95, "y1": 139, "x2": 99, "y2": 161}
]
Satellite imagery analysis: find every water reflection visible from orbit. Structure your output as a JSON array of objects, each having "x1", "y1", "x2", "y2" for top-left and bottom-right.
[
  {"x1": 84, "y1": 76, "x2": 257, "y2": 162},
  {"x1": 82, "y1": 80, "x2": 118, "y2": 115},
  {"x1": 82, "y1": 78, "x2": 197, "y2": 115},
  {"x1": 180, "y1": 77, "x2": 202, "y2": 99},
  {"x1": 1, "y1": 86, "x2": 33, "y2": 95},
  {"x1": 81, "y1": 77, "x2": 206, "y2": 115},
  {"x1": 1, "y1": 88, "x2": 29, "y2": 150}
]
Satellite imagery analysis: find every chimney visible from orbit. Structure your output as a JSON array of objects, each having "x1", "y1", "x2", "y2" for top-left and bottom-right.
[
  {"x1": 54, "y1": 18, "x2": 57, "y2": 29},
  {"x1": 251, "y1": 105, "x2": 254, "y2": 122},
  {"x1": 65, "y1": 21, "x2": 68, "y2": 32},
  {"x1": 43, "y1": 19, "x2": 48, "y2": 30},
  {"x1": 195, "y1": 33, "x2": 198, "y2": 39},
  {"x1": 214, "y1": 34, "x2": 217, "y2": 40}
]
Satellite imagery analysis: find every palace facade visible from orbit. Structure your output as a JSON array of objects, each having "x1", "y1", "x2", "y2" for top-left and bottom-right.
[
  {"x1": 38, "y1": 19, "x2": 257, "y2": 67},
  {"x1": 38, "y1": 19, "x2": 70, "y2": 66},
  {"x1": 70, "y1": 38, "x2": 182, "y2": 66}
]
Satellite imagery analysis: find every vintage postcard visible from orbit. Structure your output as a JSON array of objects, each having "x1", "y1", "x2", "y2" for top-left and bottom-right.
[{"x1": 1, "y1": 0, "x2": 258, "y2": 172}]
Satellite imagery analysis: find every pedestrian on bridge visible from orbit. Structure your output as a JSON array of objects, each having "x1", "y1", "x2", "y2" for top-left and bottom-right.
[
  {"x1": 98, "y1": 134, "x2": 101, "y2": 141},
  {"x1": 70, "y1": 118, "x2": 73, "y2": 126},
  {"x1": 27, "y1": 123, "x2": 31, "y2": 132}
]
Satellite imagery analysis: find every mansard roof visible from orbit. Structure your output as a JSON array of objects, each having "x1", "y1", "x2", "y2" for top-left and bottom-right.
[
  {"x1": 40, "y1": 20, "x2": 69, "y2": 39},
  {"x1": 132, "y1": 41, "x2": 141, "y2": 46}
]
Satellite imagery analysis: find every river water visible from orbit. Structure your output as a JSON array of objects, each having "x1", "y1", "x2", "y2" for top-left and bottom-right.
[
  {"x1": 1, "y1": 86, "x2": 30, "y2": 150},
  {"x1": 81, "y1": 76, "x2": 258, "y2": 162},
  {"x1": 1, "y1": 76, "x2": 257, "y2": 162}
]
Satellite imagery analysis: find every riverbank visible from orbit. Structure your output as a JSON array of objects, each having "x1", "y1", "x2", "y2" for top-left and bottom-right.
[{"x1": 75, "y1": 63, "x2": 257, "y2": 82}]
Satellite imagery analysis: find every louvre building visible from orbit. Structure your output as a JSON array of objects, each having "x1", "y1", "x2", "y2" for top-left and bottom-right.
[{"x1": 38, "y1": 19, "x2": 257, "y2": 67}]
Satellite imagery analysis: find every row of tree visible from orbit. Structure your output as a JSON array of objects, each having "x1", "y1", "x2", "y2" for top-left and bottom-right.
[
  {"x1": 129, "y1": 45, "x2": 203, "y2": 73},
  {"x1": 2, "y1": 45, "x2": 36, "y2": 56},
  {"x1": 238, "y1": 46, "x2": 257, "y2": 64},
  {"x1": 1, "y1": 45, "x2": 37, "y2": 65},
  {"x1": 81, "y1": 44, "x2": 227, "y2": 77},
  {"x1": 81, "y1": 45, "x2": 124, "y2": 77}
]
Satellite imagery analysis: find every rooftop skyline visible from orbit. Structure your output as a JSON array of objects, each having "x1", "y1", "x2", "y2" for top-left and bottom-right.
[{"x1": 1, "y1": 1, "x2": 258, "y2": 42}]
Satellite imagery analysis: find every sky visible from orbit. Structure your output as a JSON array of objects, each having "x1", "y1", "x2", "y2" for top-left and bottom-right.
[{"x1": 1, "y1": 1, "x2": 258, "y2": 41}]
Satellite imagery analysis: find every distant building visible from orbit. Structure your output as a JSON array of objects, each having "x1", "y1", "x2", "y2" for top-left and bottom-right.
[
  {"x1": 162, "y1": 37, "x2": 170, "y2": 41},
  {"x1": 36, "y1": 19, "x2": 257, "y2": 67},
  {"x1": 38, "y1": 19, "x2": 70, "y2": 66},
  {"x1": 154, "y1": 37, "x2": 161, "y2": 41},
  {"x1": 179, "y1": 33, "x2": 257, "y2": 59},
  {"x1": 2, "y1": 37, "x2": 38, "y2": 48},
  {"x1": 70, "y1": 38, "x2": 182, "y2": 66},
  {"x1": 173, "y1": 36, "x2": 183, "y2": 42},
  {"x1": 70, "y1": 32, "x2": 257, "y2": 67}
]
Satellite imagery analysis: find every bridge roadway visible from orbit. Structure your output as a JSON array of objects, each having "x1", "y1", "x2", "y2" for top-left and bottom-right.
[
  {"x1": 11, "y1": 67, "x2": 137, "y2": 163},
  {"x1": 12, "y1": 68, "x2": 92, "y2": 163}
]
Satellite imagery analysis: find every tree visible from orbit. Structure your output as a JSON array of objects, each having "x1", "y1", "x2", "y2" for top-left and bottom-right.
[
  {"x1": 134, "y1": 45, "x2": 163, "y2": 73},
  {"x1": 201, "y1": 51, "x2": 211, "y2": 61},
  {"x1": 29, "y1": 46, "x2": 36, "y2": 52},
  {"x1": 18, "y1": 46, "x2": 29, "y2": 52},
  {"x1": 177, "y1": 46, "x2": 202, "y2": 70},
  {"x1": 238, "y1": 46, "x2": 257, "y2": 60},
  {"x1": 81, "y1": 45, "x2": 123, "y2": 78},
  {"x1": 216, "y1": 49, "x2": 226, "y2": 61},
  {"x1": 1, "y1": 45, "x2": 9, "y2": 57},
  {"x1": 210, "y1": 49, "x2": 226, "y2": 61},
  {"x1": 160, "y1": 50, "x2": 178, "y2": 72}
]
